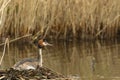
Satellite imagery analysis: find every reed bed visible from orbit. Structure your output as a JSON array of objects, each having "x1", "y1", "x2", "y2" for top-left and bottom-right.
[{"x1": 0, "y1": 0, "x2": 120, "y2": 40}]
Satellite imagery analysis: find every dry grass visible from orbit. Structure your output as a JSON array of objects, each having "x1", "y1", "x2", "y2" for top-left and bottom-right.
[{"x1": 0, "y1": 0, "x2": 120, "y2": 40}]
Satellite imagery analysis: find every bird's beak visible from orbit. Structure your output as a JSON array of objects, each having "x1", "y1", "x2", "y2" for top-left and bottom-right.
[
  {"x1": 43, "y1": 42, "x2": 53, "y2": 46},
  {"x1": 46, "y1": 42, "x2": 53, "y2": 46}
]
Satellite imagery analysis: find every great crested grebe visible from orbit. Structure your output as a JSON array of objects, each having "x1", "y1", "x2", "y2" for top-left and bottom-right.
[{"x1": 13, "y1": 39, "x2": 52, "y2": 70}]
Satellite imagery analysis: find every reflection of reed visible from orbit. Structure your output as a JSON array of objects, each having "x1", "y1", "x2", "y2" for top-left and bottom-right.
[
  {"x1": 91, "y1": 40, "x2": 120, "y2": 78},
  {"x1": 44, "y1": 40, "x2": 120, "y2": 79}
]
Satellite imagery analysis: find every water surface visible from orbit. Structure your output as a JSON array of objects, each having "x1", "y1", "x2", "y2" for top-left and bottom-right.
[{"x1": 0, "y1": 40, "x2": 120, "y2": 80}]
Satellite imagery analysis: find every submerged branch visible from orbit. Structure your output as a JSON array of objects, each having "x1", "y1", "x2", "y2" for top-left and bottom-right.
[{"x1": 0, "y1": 34, "x2": 32, "y2": 46}]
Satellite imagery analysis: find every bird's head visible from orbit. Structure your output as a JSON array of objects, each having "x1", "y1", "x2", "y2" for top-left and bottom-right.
[{"x1": 38, "y1": 39, "x2": 52, "y2": 48}]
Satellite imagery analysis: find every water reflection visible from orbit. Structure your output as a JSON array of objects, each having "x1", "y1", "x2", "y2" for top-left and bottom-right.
[{"x1": 0, "y1": 40, "x2": 120, "y2": 80}]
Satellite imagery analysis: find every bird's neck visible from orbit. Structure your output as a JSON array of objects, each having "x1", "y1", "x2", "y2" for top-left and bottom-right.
[{"x1": 38, "y1": 48, "x2": 42, "y2": 67}]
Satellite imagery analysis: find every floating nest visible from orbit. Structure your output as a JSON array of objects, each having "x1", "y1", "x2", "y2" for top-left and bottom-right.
[{"x1": 0, "y1": 67, "x2": 66, "y2": 80}]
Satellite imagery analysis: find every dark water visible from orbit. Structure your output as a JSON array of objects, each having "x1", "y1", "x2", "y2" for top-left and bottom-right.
[{"x1": 0, "y1": 39, "x2": 120, "y2": 80}]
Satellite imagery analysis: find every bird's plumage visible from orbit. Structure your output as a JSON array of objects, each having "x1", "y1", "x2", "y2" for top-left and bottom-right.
[{"x1": 13, "y1": 39, "x2": 51, "y2": 70}]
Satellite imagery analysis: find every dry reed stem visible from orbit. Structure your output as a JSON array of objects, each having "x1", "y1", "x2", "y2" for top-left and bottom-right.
[
  {"x1": 0, "y1": 38, "x2": 9, "y2": 66},
  {"x1": 0, "y1": 0, "x2": 11, "y2": 27},
  {"x1": 0, "y1": 0, "x2": 120, "y2": 40},
  {"x1": 0, "y1": 75, "x2": 5, "y2": 79},
  {"x1": 95, "y1": 15, "x2": 120, "y2": 37}
]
